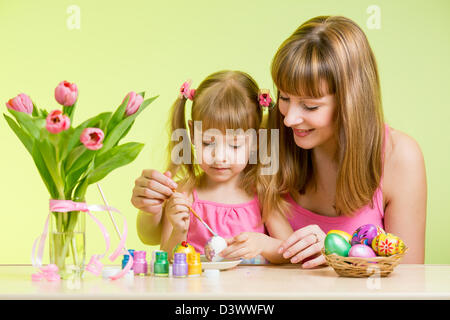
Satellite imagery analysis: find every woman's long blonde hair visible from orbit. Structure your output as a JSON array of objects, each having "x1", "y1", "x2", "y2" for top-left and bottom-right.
[
  {"x1": 166, "y1": 70, "x2": 263, "y2": 195},
  {"x1": 258, "y1": 16, "x2": 385, "y2": 219}
]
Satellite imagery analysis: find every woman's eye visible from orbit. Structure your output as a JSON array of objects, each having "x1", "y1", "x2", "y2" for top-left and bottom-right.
[
  {"x1": 279, "y1": 95, "x2": 289, "y2": 101},
  {"x1": 303, "y1": 104, "x2": 319, "y2": 111}
]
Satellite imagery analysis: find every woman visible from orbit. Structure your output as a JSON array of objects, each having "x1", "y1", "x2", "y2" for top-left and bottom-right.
[{"x1": 250, "y1": 15, "x2": 426, "y2": 267}]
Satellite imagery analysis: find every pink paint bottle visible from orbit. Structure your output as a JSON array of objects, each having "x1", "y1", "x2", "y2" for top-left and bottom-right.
[{"x1": 133, "y1": 251, "x2": 148, "y2": 276}]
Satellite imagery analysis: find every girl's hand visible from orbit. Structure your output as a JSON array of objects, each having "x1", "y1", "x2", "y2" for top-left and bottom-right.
[
  {"x1": 219, "y1": 232, "x2": 267, "y2": 260},
  {"x1": 165, "y1": 192, "x2": 191, "y2": 233},
  {"x1": 278, "y1": 224, "x2": 327, "y2": 269},
  {"x1": 131, "y1": 169, "x2": 178, "y2": 214}
]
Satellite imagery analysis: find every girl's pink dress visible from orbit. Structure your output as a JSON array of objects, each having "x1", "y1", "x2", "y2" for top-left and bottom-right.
[
  {"x1": 186, "y1": 189, "x2": 266, "y2": 253},
  {"x1": 286, "y1": 124, "x2": 390, "y2": 235}
]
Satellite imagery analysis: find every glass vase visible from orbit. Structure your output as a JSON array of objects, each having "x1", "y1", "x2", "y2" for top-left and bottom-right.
[{"x1": 49, "y1": 210, "x2": 86, "y2": 280}]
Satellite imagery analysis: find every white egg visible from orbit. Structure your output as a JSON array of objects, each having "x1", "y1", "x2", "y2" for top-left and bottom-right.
[{"x1": 204, "y1": 236, "x2": 227, "y2": 262}]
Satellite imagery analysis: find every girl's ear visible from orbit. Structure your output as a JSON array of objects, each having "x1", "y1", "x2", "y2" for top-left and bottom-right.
[{"x1": 188, "y1": 120, "x2": 194, "y2": 144}]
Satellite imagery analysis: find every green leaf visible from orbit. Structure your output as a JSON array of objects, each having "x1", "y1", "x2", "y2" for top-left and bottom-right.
[
  {"x1": 57, "y1": 128, "x2": 74, "y2": 160},
  {"x1": 31, "y1": 102, "x2": 39, "y2": 117},
  {"x1": 64, "y1": 145, "x2": 86, "y2": 172},
  {"x1": 106, "y1": 95, "x2": 130, "y2": 135},
  {"x1": 119, "y1": 120, "x2": 134, "y2": 141},
  {"x1": 35, "y1": 139, "x2": 65, "y2": 193},
  {"x1": 4, "y1": 114, "x2": 34, "y2": 155},
  {"x1": 31, "y1": 143, "x2": 61, "y2": 199},
  {"x1": 64, "y1": 162, "x2": 90, "y2": 198},
  {"x1": 40, "y1": 109, "x2": 48, "y2": 118},
  {"x1": 87, "y1": 142, "x2": 144, "y2": 184},
  {"x1": 8, "y1": 108, "x2": 40, "y2": 139},
  {"x1": 99, "y1": 95, "x2": 157, "y2": 156},
  {"x1": 63, "y1": 101, "x2": 76, "y2": 123},
  {"x1": 65, "y1": 147, "x2": 96, "y2": 176}
]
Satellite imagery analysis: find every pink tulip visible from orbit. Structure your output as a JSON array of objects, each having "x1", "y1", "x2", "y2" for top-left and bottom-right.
[
  {"x1": 123, "y1": 91, "x2": 144, "y2": 116},
  {"x1": 6, "y1": 93, "x2": 33, "y2": 114},
  {"x1": 54, "y1": 81, "x2": 78, "y2": 106},
  {"x1": 46, "y1": 110, "x2": 71, "y2": 134},
  {"x1": 80, "y1": 127, "x2": 104, "y2": 150}
]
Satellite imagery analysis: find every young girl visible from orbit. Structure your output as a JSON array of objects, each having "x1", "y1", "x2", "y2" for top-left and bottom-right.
[
  {"x1": 136, "y1": 70, "x2": 270, "y2": 261},
  {"x1": 221, "y1": 16, "x2": 427, "y2": 267}
]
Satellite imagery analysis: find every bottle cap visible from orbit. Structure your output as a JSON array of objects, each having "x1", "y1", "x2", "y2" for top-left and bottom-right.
[
  {"x1": 156, "y1": 251, "x2": 168, "y2": 261},
  {"x1": 134, "y1": 250, "x2": 146, "y2": 259},
  {"x1": 187, "y1": 252, "x2": 201, "y2": 263},
  {"x1": 152, "y1": 250, "x2": 163, "y2": 260},
  {"x1": 174, "y1": 252, "x2": 187, "y2": 264},
  {"x1": 203, "y1": 269, "x2": 220, "y2": 279}
]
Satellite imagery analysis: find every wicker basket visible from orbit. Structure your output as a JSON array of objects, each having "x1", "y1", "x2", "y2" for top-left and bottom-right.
[{"x1": 321, "y1": 247, "x2": 408, "y2": 278}]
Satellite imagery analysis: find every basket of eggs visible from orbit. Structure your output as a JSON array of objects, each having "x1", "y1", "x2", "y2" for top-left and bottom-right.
[{"x1": 321, "y1": 224, "x2": 408, "y2": 278}]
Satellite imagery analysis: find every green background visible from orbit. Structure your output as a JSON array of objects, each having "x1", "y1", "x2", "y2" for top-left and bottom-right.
[{"x1": 1, "y1": 0, "x2": 449, "y2": 264}]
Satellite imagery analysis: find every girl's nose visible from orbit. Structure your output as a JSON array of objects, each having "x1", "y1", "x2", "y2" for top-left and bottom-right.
[
  {"x1": 283, "y1": 103, "x2": 304, "y2": 128},
  {"x1": 212, "y1": 144, "x2": 227, "y2": 162}
]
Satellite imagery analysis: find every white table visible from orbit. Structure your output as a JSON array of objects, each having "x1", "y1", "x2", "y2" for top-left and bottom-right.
[{"x1": 0, "y1": 264, "x2": 449, "y2": 300}]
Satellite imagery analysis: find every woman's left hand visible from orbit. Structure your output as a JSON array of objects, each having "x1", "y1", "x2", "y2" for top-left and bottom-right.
[
  {"x1": 219, "y1": 232, "x2": 266, "y2": 260},
  {"x1": 278, "y1": 224, "x2": 327, "y2": 269}
]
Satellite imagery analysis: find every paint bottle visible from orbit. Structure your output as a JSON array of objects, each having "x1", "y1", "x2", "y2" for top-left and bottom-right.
[
  {"x1": 121, "y1": 249, "x2": 135, "y2": 270},
  {"x1": 172, "y1": 253, "x2": 188, "y2": 278},
  {"x1": 150, "y1": 249, "x2": 163, "y2": 275},
  {"x1": 154, "y1": 251, "x2": 169, "y2": 277},
  {"x1": 133, "y1": 250, "x2": 148, "y2": 276},
  {"x1": 187, "y1": 252, "x2": 202, "y2": 277}
]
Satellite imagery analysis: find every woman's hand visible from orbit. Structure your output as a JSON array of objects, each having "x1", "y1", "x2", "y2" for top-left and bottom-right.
[
  {"x1": 165, "y1": 192, "x2": 191, "y2": 233},
  {"x1": 219, "y1": 232, "x2": 267, "y2": 260},
  {"x1": 277, "y1": 224, "x2": 327, "y2": 268},
  {"x1": 131, "y1": 169, "x2": 178, "y2": 214}
]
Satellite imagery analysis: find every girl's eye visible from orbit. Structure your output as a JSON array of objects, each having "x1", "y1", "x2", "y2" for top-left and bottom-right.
[
  {"x1": 202, "y1": 141, "x2": 214, "y2": 146},
  {"x1": 279, "y1": 95, "x2": 289, "y2": 101}
]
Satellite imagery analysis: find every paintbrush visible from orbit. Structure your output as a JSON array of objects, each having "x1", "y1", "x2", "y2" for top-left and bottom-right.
[
  {"x1": 96, "y1": 183, "x2": 131, "y2": 253},
  {"x1": 170, "y1": 187, "x2": 218, "y2": 237}
]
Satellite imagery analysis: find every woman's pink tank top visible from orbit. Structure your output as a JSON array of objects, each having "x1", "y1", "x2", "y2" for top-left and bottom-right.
[
  {"x1": 186, "y1": 189, "x2": 266, "y2": 253},
  {"x1": 286, "y1": 124, "x2": 389, "y2": 235}
]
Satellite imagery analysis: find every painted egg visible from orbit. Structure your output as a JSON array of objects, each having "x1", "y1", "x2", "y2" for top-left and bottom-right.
[
  {"x1": 204, "y1": 236, "x2": 227, "y2": 262},
  {"x1": 348, "y1": 244, "x2": 377, "y2": 258},
  {"x1": 351, "y1": 224, "x2": 386, "y2": 246},
  {"x1": 173, "y1": 241, "x2": 196, "y2": 257},
  {"x1": 372, "y1": 233, "x2": 406, "y2": 256},
  {"x1": 324, "y1": 233, "x2": 351, "y2": 257},
  {"x1": 327, "y1": 230, "x2": 352, "y2": 243}
]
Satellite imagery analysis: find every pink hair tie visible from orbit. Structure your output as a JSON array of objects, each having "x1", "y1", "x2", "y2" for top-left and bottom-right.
[
  {"x1": 258, "y1": 89, "x2": 275, "y2": 109},
  {"x1": 180, "y1": 80, "x2": 195, "y2": 101}
]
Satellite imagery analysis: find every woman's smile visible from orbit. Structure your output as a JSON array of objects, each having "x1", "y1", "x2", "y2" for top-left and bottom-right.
[{"x1": 293, "y1": 128, "x2": 315, "y2": 137}]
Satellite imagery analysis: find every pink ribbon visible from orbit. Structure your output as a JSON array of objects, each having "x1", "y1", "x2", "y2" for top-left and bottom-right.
[
  {"x1": 31, "y1": 199, "x2": 133, "y2": 281},
  {"x1": 31, "y1": 264, "x2": 61, "y2": 282}
]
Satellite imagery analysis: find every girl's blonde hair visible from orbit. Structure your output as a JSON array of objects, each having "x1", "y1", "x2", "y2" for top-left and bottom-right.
[
  {"x1": 259, "y1": 16, "x2": 385, "y2": 220},
  {"x1": 166, "y1": 70, "x2": 263, "y2": 195}
]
